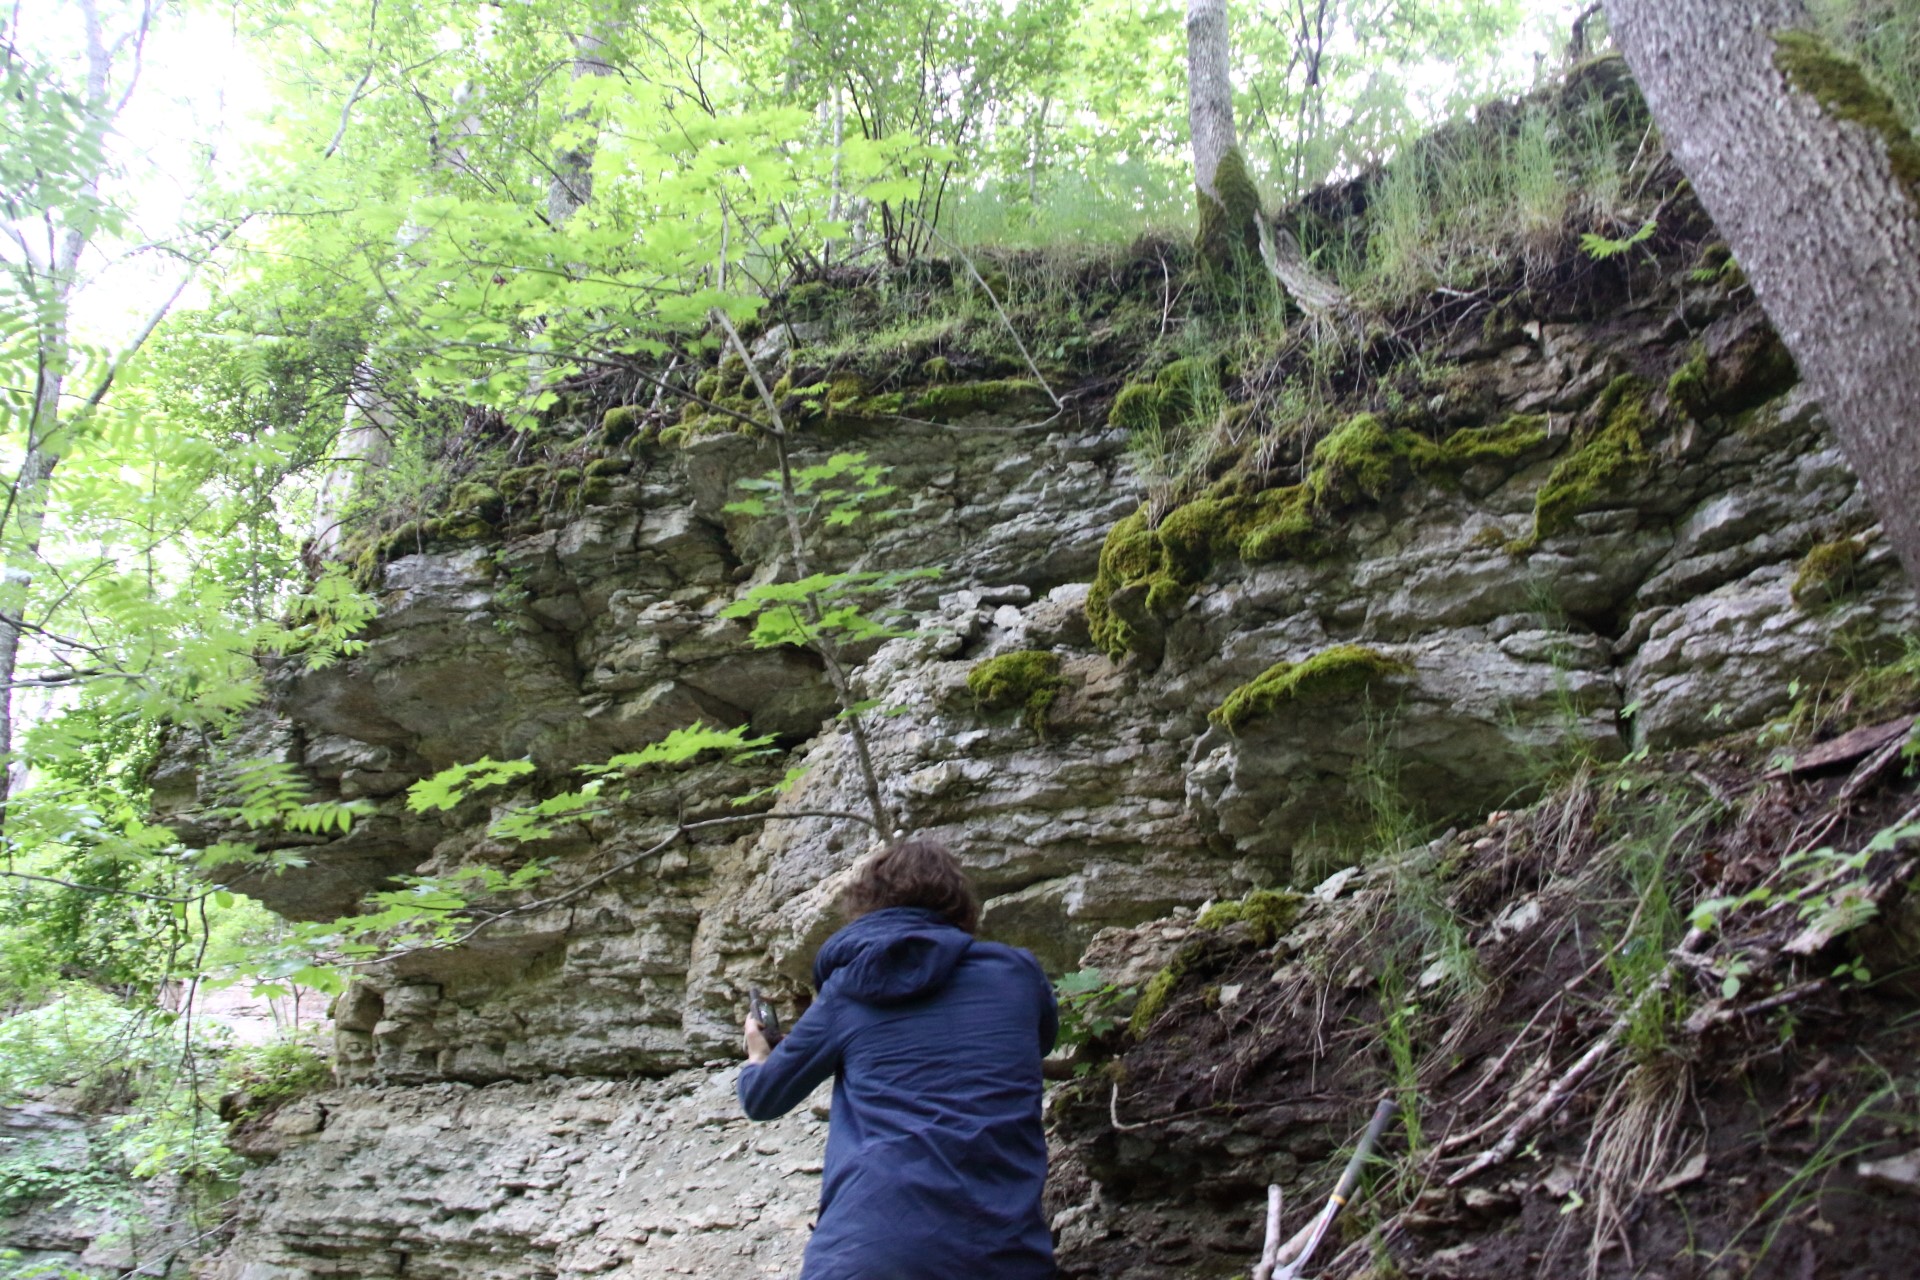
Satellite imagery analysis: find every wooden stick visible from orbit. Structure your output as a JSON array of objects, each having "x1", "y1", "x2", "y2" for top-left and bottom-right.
[
  {"x1": 1446, "y1": 928, "x2": 1707, "y2": 1187},
  {"x1": 1252, "y1": 1185, "x2": 1284, "y2": 1280}
]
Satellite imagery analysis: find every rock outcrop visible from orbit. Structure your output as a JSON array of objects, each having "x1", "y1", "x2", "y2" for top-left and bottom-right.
[{"x1": 154, "y1": 127, "x2": 1918, "y2": 1278}]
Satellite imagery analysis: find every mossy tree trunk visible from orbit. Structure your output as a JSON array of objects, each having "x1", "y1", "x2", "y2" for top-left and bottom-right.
[
  {"x1": 1605, "y1": 0, "x2": 1920, "y2": 590},
  {"x1": 1187, "y1": 0, "x2": 1259, "y2": 269},
  {"x1": 1186, "y1": 0, "x2": 1346, "y2": 318}
]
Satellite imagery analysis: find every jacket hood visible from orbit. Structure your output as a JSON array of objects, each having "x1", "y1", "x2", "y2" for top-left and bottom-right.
[{"x1": 813, "y1": 906, "x2": 974, "y2": 1005}]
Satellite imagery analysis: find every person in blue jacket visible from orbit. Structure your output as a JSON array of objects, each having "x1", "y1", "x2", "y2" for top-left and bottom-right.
[{"x1": 738, "y1": 838, "x2": 1059, "y2": 1279}]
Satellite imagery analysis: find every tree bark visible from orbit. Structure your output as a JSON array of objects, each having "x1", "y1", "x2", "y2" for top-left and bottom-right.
[
  {"x1": 546, "y1": 5, "x2": 622, "y2": 226},
  {"x1": 1187, "y1": 0, "x2": 1254, "y2": 265},
  {"x1": 1187, "y1": 0, "x2": 1345, "y2": 318},
  {"x1": 1604, "y1": 0, "x2": 1920, "y2": 588},
  {"x1": 0, "y1": 0, "x2": 125, "y2": 841}
]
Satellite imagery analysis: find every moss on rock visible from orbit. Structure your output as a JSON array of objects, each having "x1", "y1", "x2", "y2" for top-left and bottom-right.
[
  {"x1": 435, "y1": 516, "x2": 494, "y2": 541},
  {"x1": 1527, "y1": 375, "x2": 1652, "y2": 545},
  {"x1": 1792, "y1": 537, "x2": 1866, "y2": 608},
  {"x1": 1195, "y1": 888, "x2": 1303, "y2": 945},
  {"x1": 448, "y1": 481, "x2": 504, "y2": 523},
  {"x1": 967, "y1": 650, "x2": 1068, "y2": 734},
  {"x1": 1107, "y1": 358, "x2": 1220, "y2": 434},
  {"x1": 787, "y1": 280, "x2": 833, "y2": 318},
  {"x1": 1308, "y1": 413, "x2": 1420, "y2": 507},
  {"x1": 1086, "y1": 404, "x2": 1548, "y2": 658},
  {"x1": 1210, "y1": 645, "x2": 1412, "y2": 735},
  {"x1": 1108, "y1": 381, "x2": 1165, "y2": 433},
  {"x1": 1420, "y1": 414, "x2": 1550, "y2": 470},
  {"x1": 1128, "y1": 955, "x2": 1187, "y2": 1036},
  {"x1": 911, "y1": 379, "x2": 1045, "y2": 421},
  {"x1": 1087, "y1": 509, "x2": 1157, "y2": 658},
  {"x1": 600, "y1": 405, "x2": 641, "y2": 445},
  {"x1": 1667, "y1": 346, "x2": 1711, "y2": 420}
]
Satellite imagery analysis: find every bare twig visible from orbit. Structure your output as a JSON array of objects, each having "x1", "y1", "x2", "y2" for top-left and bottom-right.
[
  {"x1": 916, "y1": 219, "x2": 1061, "y2": 411},
  {"x1": 1, "y1": 869, "x2": 207, "y2": 905},
  {"x1": 710, "y1": 300, "x2": 894, "y2": 833},
  {"x1": 1446, "y1": 928, "x2": 1708, "y2": 1186},
  {"x1": 1684, "y1": 979, "x2": 1829, "y2": 1034}
]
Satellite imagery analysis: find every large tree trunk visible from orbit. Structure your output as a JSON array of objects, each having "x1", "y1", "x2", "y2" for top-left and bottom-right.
[
  {"x1": 1187, "y1": 0, "x2": 1259, "y2": 268},
  {"x1": 1187, "y1": 0, "x2": 1345, "y2": 318},
  {"x1": 0, "y1": 0, "x2": 123, "y2": 840},
  {"x1": 546, "y1": 6, "x2": 622, "y2": 226},
  {"x1": 1604, "y1": 0, "x2": 1920, "y2": 588}
]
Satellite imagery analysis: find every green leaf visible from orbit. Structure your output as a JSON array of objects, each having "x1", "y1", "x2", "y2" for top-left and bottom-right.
[{"x1": 408, "y1": 758, "x2": 538, "y2": 813}]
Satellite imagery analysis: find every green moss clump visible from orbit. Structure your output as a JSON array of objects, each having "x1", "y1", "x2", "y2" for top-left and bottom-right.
[
  {"x1": 1667, "y1": 346, "x2": 1711, "y2": 420},
  {"x1": 828, "y1": 372, "x2": 865, "y2": 403},
  {"x1": 1108, "y1": 381, "x2": 1166, "y2": 432},
  {"x1": 1527, "y1": 375, "x2": 1652, "y2": 544},
  {"x1": 1156, "y1": 497, "x2": 1238, "y2": 584},
  {"x1": 584, "y1": 457, "x2": 630, "y2": 478},
  {"x1": 436, "y1": 516, "x2": 494, "y2": 541},
  {"x1": 601, "y1": 405, "x2": 641, "y2": 445},
  {"x1": 1691, "y1": 241, "x2": 1745, "y2": 288},
  {"x1": 1085, "y1": 484, "x2": 1326, "y2": 658},
  {"x1": 910, "y1": 379, "x2": 1044, "y2": 421},
  {"x1": 787, "y1": 280, "x2": 833, "y2": 317},
  {"x1": 967, "y1": 650, "x2": 1068, "y2": 734},
  {"x1": 1107, "y1": 358, "x2": 1220, "y2": 433},
  {"x1": 830, "y1": 390, "x2": 906, "y2": 423},
  {"x1": 1195, "y1": 145, "x2": 1264, "y2": 271},
  {"x1": 1470, "y1": 524, "x2": 1510, "y2": 550},
  {"x1": 448, "y1": 481, "x2": 504, "y2": 523},
  {"x1": 694, "y1": 371, "x2": 723, "y2": 402},
  {"x1": 1154, "y1": 357, "x2": 1209, "y2": 419},
  {"x1": 1129, "y1": 955, "x2": 1187, "y2": 1037},
  {"x1": 1774, "y1": 29, "x2": 1920, "y2": 206},
  {"x1": 377, "y1": 521, "x2": 425, "y2": 559},
  {"x1": 1210, "y1": 645, "x2": 1412, "y2": 735},
  {"x1": 1195, "y1": 888, "x2": 1303, "y2": 945},
  {"x1": 1308, "y1": 413, "x2": 1419, "y2": 507},
  {"x1": 922, "y1": 355, "x2": 954, "y2": 383},
  {"x1": 1238, "y1": 487, "x2": 1320, "y2": 562},
  {"x1": 1420, "y1": 414, "x2": 1550, "y2": 470},
  {"x1": 1087, "y1": 508, "x2": 1158, "y2": 659},
  {"x1": 1792, "y1": 537, "x2": 1866, "y2": 608}
]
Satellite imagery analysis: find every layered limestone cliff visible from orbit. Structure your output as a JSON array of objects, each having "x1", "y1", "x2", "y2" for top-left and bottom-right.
[{"x1": 157, "y1": 74, "x2": 1920, "y2": 1280}]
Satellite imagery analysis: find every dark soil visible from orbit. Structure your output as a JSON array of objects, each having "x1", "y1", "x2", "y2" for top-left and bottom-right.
[{"x1": 1047, "y1": 742, "x2": 1920, "y2": 1280}]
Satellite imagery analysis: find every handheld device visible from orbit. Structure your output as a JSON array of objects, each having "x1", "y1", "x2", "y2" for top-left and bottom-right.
[{"x1": 748, "y1": 987, "x2": 784, "y2": 1047}]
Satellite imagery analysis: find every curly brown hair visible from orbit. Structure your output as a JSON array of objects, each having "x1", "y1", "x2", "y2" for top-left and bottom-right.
[{"x1": 840, "y1": 838, "x2": 980, "y2": 934}]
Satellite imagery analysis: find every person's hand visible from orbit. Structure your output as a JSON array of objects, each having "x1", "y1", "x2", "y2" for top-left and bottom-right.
[{"x1": 744, "y1": 1016, "x2": 772, "y2": 1065}]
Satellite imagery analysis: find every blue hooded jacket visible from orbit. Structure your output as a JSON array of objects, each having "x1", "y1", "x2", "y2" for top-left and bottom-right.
[{"x1": 738, "y1": 907, "x2": 1059, "y2": 1279}]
